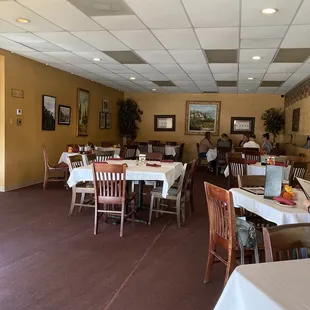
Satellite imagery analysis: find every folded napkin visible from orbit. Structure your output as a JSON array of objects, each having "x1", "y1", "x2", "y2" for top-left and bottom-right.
[
  {"x1": 146, "y1": 163, "x2": 161, "y2": 167},
  {"x1": 160, "y1": 160, "x2": 174, "y2": 163},
  {"x1": 273, "y1": 196, "x2": 296, "y2": 205},
  {"x1": 275, "y1": 162, "x2": 288, "y2": 167},
  {"x1": 109, "y1": 158, "x2": 124, "y2": 160},
  {"x1": 247, "y1": 160, "x2": 257, "y2": 165}
]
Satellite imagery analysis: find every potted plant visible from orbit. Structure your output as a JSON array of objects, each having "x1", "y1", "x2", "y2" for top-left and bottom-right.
[
  {"x1": 117, "y1": 97, "x2": 143, "y2": 145},
  {"x1": 261, "y1": 108, "x2": 285, "y2": 142}
]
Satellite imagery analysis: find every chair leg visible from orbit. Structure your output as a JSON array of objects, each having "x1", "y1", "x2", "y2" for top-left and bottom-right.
[
  {"x1": 64, "y1": 169, "x2": 68, "y2": 190},
  {"x1": 131, "y1": 199, "x2": 136, "y2": 226},
  {"x1": 148, "y1": 195, "x2": 155, "y2": 225},
  {"x1": 94, "y1": 204, "x2": 98, "y2": 235},
  {"x1": 43, "y1": 169, "x2": 48, "y2": 190},
  {"x1": 176, "y1": 198, "x2": 181, "y2": 228},
  {"x1": 120, "y1": 204, "x2": 125, "y2": 237},
  {"x1": 68, "y1": 187, "x2": 77, "y2": 217},
  {"x1": 155, "y1": 198, "x2": 160, "y2": 218},
  {"x1": 224, "y1": 247, "x2": 236, "y2": 285},
  {"x1": 204, "y1": 234, "x2": 215, "y2": 284},
  {"x1": 78, "y1": 193, "x2": 86, "y2": 212},
  {"x1": 186, "y1": 190, "x2": 191, "y2": 217}
]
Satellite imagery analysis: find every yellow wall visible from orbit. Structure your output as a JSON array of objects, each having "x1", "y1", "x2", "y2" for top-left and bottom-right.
[
  {"x1": 1, "y1": 49, "x2": 123, "y2": 190},
  {"x1": 125, "y1": 92, "x2": 284, "y2": 162},
  {"x1": 0, "y1": 56, "x2": 5, "y2": 190}
]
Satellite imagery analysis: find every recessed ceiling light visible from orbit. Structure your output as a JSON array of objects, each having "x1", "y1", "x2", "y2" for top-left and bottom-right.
[
  {"x1": 248, "y1": 77, "x2": 255, "y2": 80},
  {"x1": 152, "y1": 88, "x2": 156, "y2": 91},
  {"x1": 261, "y1": 8, "x2": 277, "y2": 15},
  {"x1": 246, "y1": 89, "x2": 249, "y2": 92},
  {"x1": 252, "y1": 56, "x2": 261, "y2": 60},
  {"x1": 130, "y1": 77, "x2": 136, "y2": 80},
  {"x1": 16, "y1": 18, "x2": 30, "y2": 24},
  {"x1": 93, "y1": 57, "x2": 101, "y2": 62}
]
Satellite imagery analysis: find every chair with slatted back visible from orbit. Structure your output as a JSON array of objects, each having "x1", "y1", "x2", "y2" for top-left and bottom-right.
[
  {"x1": 226, "y1": 156, "x2": 247, "y2": 189},
  {"x1": 92, "y1": 163, "x2": 136, "y2": 237},
  {"x1": 152, "y1": 143, "x2": 166, "y2": 156},
  {"x1": 86, "y1": 153, "x2": 96, "y2": 164},
  {"x1": 166, "y1": 141, "x2": 177, "y2": 146},
  {"x1": 288, "y1": 161, "x2": 308, "y2": 187},
  {"x1": 42, "y1": 145, "x2": 68, "y2": 190},
  {"x1": 216, "y1": 147, "x2": 231, "y2": 175},
  {"x1": 263, "y1": 223, "x2": 310, "y2": 262},
  {"x1": 96, "y1": 151, "x2": 114, "y2": 162},
  {"x1": 101, "y1": 142, "x2": 114, "y2": 147},
  {"x1": 234, "y1": 147, "x2": 245, "y2": 153},
  {"x1": 149, "y1": 140, "x2": 160, "y2": 145},
  {"x1": 146, "y1": 152, "x2": 163, "y2": 161},
  {"x1": 68, "y1": 155, "x2": 94, "y2": 216},
  {"x1": 176, "y1": 143, "x2": 185, "y2": 162},
  {"x1": 185, "y1": 159, "x2": 197, "y2": 215},
  {"x1": 245, "y1": 150, "x2": 261, "y2": 162},
  {"x1": 124, "y1": 145, "x2": 138, "y2": 159},
  {"x1": 227, "y1": 152, "x2": 243, "y2": 159},
  {"x1": 285, "y1": 155, "x2": 305, "y2": 166},
  {"x1": 244, "y1": 147, "x2": 259, "y2": 152},
  {"x1": 137, "y1": 142, "x2": 148, "y2": 154}
]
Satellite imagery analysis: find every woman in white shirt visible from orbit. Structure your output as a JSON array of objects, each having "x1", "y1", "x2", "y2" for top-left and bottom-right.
[{"x1": 243, "y1": 134, "x2": 260, "y2": 149}]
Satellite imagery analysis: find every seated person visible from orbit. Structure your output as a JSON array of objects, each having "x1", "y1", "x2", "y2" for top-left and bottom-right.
[
  {"x1": 243, "y1": 134, "x2": 260, "y2": 149},
  {"x1": 261, "y1": 133, "x2": 273, "y2": 154},
  {"x1": 199, "y1": 132, "x2": 214, "y2": 158},
  {"x1": 239, "y1": 134, "x2": 249, "y2": 147},
  {"x1": 217, "y1": 133, "x2": 232, "y2": 149}
]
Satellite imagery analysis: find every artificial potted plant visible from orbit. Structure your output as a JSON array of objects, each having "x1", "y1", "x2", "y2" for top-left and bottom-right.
[
  {"x1": 261, "y1": 108, "x2": 285, "y2": 143},
  {"x1": 117, "y1": 97, "x2": 143, "y2": 145}
]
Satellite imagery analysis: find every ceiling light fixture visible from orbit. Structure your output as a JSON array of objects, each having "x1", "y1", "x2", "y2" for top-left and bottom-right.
[
  {"x1": 248, "y1": 77, "x2": 255, "y2": 80},
  {"x1": 252, "y1": 56, "x2": 261, "y2": 60},
  {"x1": 246, "y1": 89, "x2": 249, "y2": 92},
  {"x1": 130, "y1": 77, "x2": 136, "y2": 80},
  {"x1": 261, "y1": 8, "x2": 277, "y2": 15},
  {"x1": 93, "y1": 57, "x2": 101, "y2": 62},
  {"x1": 152, "y1": 88, "x2": 156, "y2": 91},
  {"x1": 16, "y1": 18, "x2": 30, "y2": 23}
]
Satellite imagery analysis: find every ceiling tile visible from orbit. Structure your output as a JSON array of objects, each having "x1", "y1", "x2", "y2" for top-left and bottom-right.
[
  {"x1": 296, "y1": 63, "x2": 310, "y2": 73},
  {"x1": 165, "y1": 73, "x2": 191, "y2": 81},
  {"x1": 238, "y1": 86, "x2": 258, "y2": 93},
  {"x1": 238, "y1": 72, "x2": 264, "y2": 81},
  {"x1": 111, "y1": 30, "x2": 163, "y2": 50},
  {"x1": 240, "y1": 38, "x2": 281, "y2": 49},
  {"x1": 135, "y1": 50, "x2": 176, "y2": 64},
  {"x1": 238, "y1": 80, "x2": 261, "y2": 86},
  {"x1": 209, "y1": 63, "x2": 238, "y2": 74},
  {"x1": 260, "y1": 81, "x2": 284, "y2": 87},
  {"x1": 141, "y1": 73, "x2": 169, "y2": 81},
  {"x1": 276, "y1": 86, "x2": 293, "y2": 94},
  {"x1": 154, "y1": 81, "x2": 176, "y2": 87},
  {"x1": 15, "y1": 51, "x2": 64, "y2": 64},
  {"x1": 0, "y1": 33, "x2": 45, "y2": 43},
  {"x1": 23, "y1": 42, "x2": 64, "y2": 52},
  {"x1": 0, "y1": 37, "x2": 34, "y2": 52},
  {"x1": 74, "y1": 63, "x2": 110, "y2": 76},
  {"x1": 281, "y1": 25, "x2": 310, "y2": 48},
  {"x1": 72, "y1": 31, "x2": 129, "y2": 51},
  {"x1": 239, "y1": 63, "x2": 268, "y2": 73},
  {"x1": 134, "y1": 80, "x2": 158, "y2": 87},
  {"x1": 188, "y1": 73, "x2": 213, "y2": 81},
  {"x1": 125, "y1": 64, "x2": 159, "y2": 74},
  {"x1": 274, "y1": 48, "x2": 310, "y2": 63},
  {"x1": 173, "y1": 81, "x2": 197, "y2": 87},
  {"x1": 152, "y1": 64, "x2": 184, "y2": 74},
  {"x1": 35, "y1": 32, "x2": 94, "y2": 51},
  {"x1": 98, "y1": 64, "x2": 134, "y2": 74},
  {"x1": 216, "y1": 81, "x2": 237, "y2": 87},
  {"x1": 118, "y1": 73, "x2": 146, "y2": 81},
  {"x1": 205, "y1": 49, "x2": 237, "y2": 63},
  {"x1": 124, "y1": 0, "x2": 191, "y2": 28},
  {"x1": 183, "y1": 0, "x2": 239, "y2": 27},
  {"x1": 263, "y1": 73, "x2": 291, "y2": 81},
  {"x1": 213, "y1": 74, "x2": 237, "y2": 81},
  {"x1": 73, "y1": 51, "x2": 119, "y2": 64},
  {"x1": 293, "y1": 0, "x2": 310, "y2": 24},
  {"x1": 256, "y1": 87, "x2": 278, "y2": 93},
  {"x1": 242, "y1": 0, "x2": 302, "y2": 26},
  {"x1": 239, "y1": 49, "x2": 277, "y2": 63},
  {"x1": 50, "y1": 63, "x2": 87, "y2": 74},
  {"x1": 92, "y1": 15, "x2": 146, "y2": 30},
  {"x1": 0, "y1": 1, "x2": 62, "y2": 32},
  {"x1": 0, "y1": 20, "x2": 25, "y2": 33},
  {"x1": 169, "y1": 50, "x2": 206, "y2": 64},
  {"x1": 17, "y1": 0, "x2": 102, "y2": 31},
  {"x1": 218, "y1": 86, "x2": 237, "y2": 93},
  {"x1": 195, "y1": 80, "x2": 217, "y2": 87},
  {"x1": 162, "y1": 86, "x2": 184, "y2": 93},
  {"x1": 283, "y1": 72, "x2": 309, "y2": 85},
  {"x1": 44, "y1": 51, "x2": 91, "y2": 64},
  {"x1": 241, "y1": 26, "x2": 288, "y2": 39},
  {"x1": 267, "y1": 63, "x2": 302, "y2": 73},
  {"x1": 104, "y1": 51, "x2": 146, "y2": 64},
  {"x1": 98, "y1": 73, "x2": 127, "y2": 81},
  {"x1": 152, "y1": 29, "x2": 200, "y2": 50},
  {"x1": 196, "y1": 27, "x2": 239, "y2": 49},
  {"x1": 180, "y1": 64, "x2": 211, "y2": 74}
]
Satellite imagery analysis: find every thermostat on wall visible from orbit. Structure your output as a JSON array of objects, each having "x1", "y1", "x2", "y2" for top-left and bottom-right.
[{"x1": 16, "y1": 109, "x2": 22, "y2": 116}]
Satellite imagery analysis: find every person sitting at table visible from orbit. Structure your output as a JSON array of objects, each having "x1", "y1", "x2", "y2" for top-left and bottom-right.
[
  {"x1": 261, "y1": 133, "x2": 273, "y2": 154},
  {"x1": 199, "y1": 132, "x2": 214, "y2": 158},
  {"x1": 243, "y1": 134, "x2": 260, "y2": 149},
  {"x1": 217, "y1": 133, "x2": 232, "y2": 149},
  {"x1": 239, "y1": 134, "x2": 249, "y2": 147}
]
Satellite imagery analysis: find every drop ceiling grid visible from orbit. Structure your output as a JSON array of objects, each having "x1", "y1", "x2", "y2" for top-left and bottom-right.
[{"x1": 0, "y1": 0, "x2": 308, "y2": 93}]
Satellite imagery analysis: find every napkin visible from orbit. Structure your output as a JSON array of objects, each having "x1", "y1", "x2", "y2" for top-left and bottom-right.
[
  {"x1": 146, "y1": 163, "x2": 161, "y2": 167},
  {"x1": 273, "y1": 196, "x2": 296, "y2": 205},
  {"x1": 109, "y1": 158, "x2": 124, "y2": 160},
  {"x1": 247, "y1": 160, "x2": 257, "y2": 165},
  {"x1": 160, "y1": 159, "x2": 174, "y2": 163}
]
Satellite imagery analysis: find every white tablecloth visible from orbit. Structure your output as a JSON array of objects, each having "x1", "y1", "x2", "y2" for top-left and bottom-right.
[
  {"x1": 95, "y1": 146, "x2": 121, "y2": 156},
  {"x1": 142, "y1": 144, "x2": 180, "y2": 157},
  {"x1": 215, "y1": 259, "x2": 310, "y2": 310},
  {"x1": 205, "y1": 149, "x2": 217, "y2": 162},
  {"x1": 59, "y1": 152, "x2": 119, "y2": 165},
  {"x1": 224, "y1": 163, "x2": 291, "y2": 180},
  {"x1": 67, "y1": 160, "x2": 183, "y2": 198},
  {"x1": 230, "y1": 188, "x2": 310, "y2": 225}
]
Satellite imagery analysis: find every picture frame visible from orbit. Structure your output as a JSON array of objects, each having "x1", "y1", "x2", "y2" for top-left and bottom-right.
[
  {"x1": 42, "y1": 95, "x2": 56, "y2": 131},
  {"x1": 99, "y1": 112, "x2": 106, "y2": 129},
  {"x1": 292, "y1": 108, "x2": 300, "y2": 132},
  {"x1": 105, "y1": 112, "x2": 111, "y2": 129},
  {"x1": 185, "y1": 101, "x2": 221, "y2": 135},
  {"x1": 77, "y1": 88, "x2": 89, "y2": 136},
  {"x1": 154, "y1": 115, "x2": 176, "y2": 131},
  {"x1": 230, "y1": 117, "x2": 255, "y2": 135},
  {"x1": 58, "y1": 105, "x2": 71, "y2": 125},
  {"x1": 102, "y1": 98, "x2": 109, "y2": 111}
]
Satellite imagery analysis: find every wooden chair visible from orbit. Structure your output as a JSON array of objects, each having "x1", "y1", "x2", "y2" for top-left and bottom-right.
[
  {"x1": 124, "y1": 145, "x2": 138, "y2": 159},
  {"x1": 86, "y1": 153, "x2": 96, "y2": 164},
  {"x1": 68, "y1": 155, "x2": 94, "y2": 216},
  {"x1": 92, "y1": 163, "x2": 136, "y2": 237},
  {"x1": 244, "y1": 147, "x2": 259, "y2": 152},
  {"x1": 237, "y1": 175, "x2": 266, "y2": 188},
  {"x1": 152, "y1": 143, "x2": 166, "y2": 156},
  {"x1": 226, "y1": 156, "x2": 247, "y2": 188},
  {"x1": 166, "y1": 141, "x2": 177, "y2": 146},
  {"x1": 263, "y1": 223, "x2": 310, "y2": 262},
  {"x1": 137, "y1": 142, "x2": 148, "y2": 154},
  {"x1": 285, "y1": 155, "x2": 305, "y2": 166},
  {"x1": 227, "y1": 152, "x2": 243, "y2": 159},
  {"x1": 96, "y1": 151, "x2": 114, "y2": 162},
  {"x1": 101, "y1": 142, "x2": 114, "y2": 147},
  {"x1": 245, "y1": 150, "x2": 261, "y2": 162},
  {"x1": 146, "y1": 152, "x2": 163, "y2": 161},
  {"x1": 234, "y1": 147, "x2": 245, "y2": 153},
  {"x1": 216, "y1": 147, "x2": 231, "y2": 175},
  {"x1": 185, "y1": 159, "x2": 197, "y2": 215},
  {"x1": 66, "y1": 144, "x2": 79, "y2": 151},
  {"x1": 42, "y1": 145, "x2": 68, "y2": 190},
  {"x1": 176, "y1": 143, "x2": 185, "y2": 162},
  {"x1": 148, "y1": 163, "x2": 188, "y2": 228},
  {"x1": 288, "y1": 161, "x2": 308, "y2": 187},
  {"x1": 148, "y1": 140, "x2": 160, "y2": 144}
]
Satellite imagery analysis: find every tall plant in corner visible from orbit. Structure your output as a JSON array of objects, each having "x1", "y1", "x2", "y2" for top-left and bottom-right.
[
  {"x1": 117, "y1": 97, "x2": 143, "y2": 144},
  {"x1": 261, "y1": 108, "x2": 285, "y2": 142}
]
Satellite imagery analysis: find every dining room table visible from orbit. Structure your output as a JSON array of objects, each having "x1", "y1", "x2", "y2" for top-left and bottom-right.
[
  {"x1": 214, "y1": 258, "x2": 310, "y2": 310},
  {"x1": 136, "y1": 144, "x2": 181, "y2": 157},
  {"x1": 59, "y1": 151, "x2": 119, "y2": 165}
]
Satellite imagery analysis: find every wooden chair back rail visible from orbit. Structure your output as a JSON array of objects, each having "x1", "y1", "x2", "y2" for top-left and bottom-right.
[
  {"x1": 234, "y1": 147, "x2": 245, "y2": 153},
  {"x1": 138, "y1": 143, "x2": 148, "y2": 153},
  {"x1": 166, "y1": 141, "x2": 177, "y2": 145},
  {"x1": 289, "y1": 161, "x2": 308, "y2": 187},
  {"x1": 245, "y1": 151, "x2": 261, "y2": 162},
  {"x1": 68, "y1": 155, "x2": 84, "y2": 171},
  {"x1": 227, "y1": 152, "x2": 243, "y2": 159},
  {"x1": 86, "y1": 153, "x2": 96, "y2": 164},
  {"x1": 244, "y1": 147, "x2": 259, "y2": 152},
  {"x1": 148, "y1": 140, "x2": 160, "y2": 144},
  {"x1": 123, "y1": 145, "x2": 137, "y2": 159},
  {"x1": 263, "y1": 224, "x2": 310, "y2": 262},
  {"x1": 146, "y1": 152, "x2": 163, "y2": 161},
  {"x1": 285, "y1": 156, "x2": 305, "y2": 165},
  {"x1": 95, "y1": 151, "x2": 114, "y2": 162},
  {"x1": 237, "y1": 175, "x2": 266, "y2": 188},
  {"x1": 119, "y1": 146, "x2": 127, "y2": 159},
  {"x1": 177, "y1": 143, "x2": 185, "y2": 162},
  {"x1": 217, "y1": 147, "x2": 231, "y2": 162},
  {"x1": 230, "y1": 162, "x2": 247, "y2": 177},
  {"x1": 227, "y1": 157, "x2": 247, "y2": 188},
  {"x1": 152, "y1": 143, "x2": 166, "y2": 154}
]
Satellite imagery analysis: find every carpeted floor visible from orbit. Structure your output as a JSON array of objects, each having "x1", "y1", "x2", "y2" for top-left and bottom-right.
[{"x1": 0, "y1": 170, "x2": 227, "y2": 310}]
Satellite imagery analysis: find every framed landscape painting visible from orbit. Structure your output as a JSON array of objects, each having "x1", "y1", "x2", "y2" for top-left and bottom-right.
[
  {"x1": 58, "y1": 105, "x2": 71, "y2": 125},
  {"x1": 42, "y1": 95, "x2": 56, "y2": 131},
  {"x1": 99, "y1": 112, "x2": 106, "y2": 129},
  {"x1": 77, "y1": 88, "x2": 89, "y2": 136},
  {"x1": 185, "y1": 101, "x2": 221, "y2": 135}
]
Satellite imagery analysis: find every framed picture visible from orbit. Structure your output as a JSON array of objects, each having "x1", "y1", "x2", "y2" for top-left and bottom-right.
[
  {"x1": 230, "y1": 117, "x2": 255, "y2": 135},
  {"x1": 77, "y1": 88, "x2": 89, "y2": 136},
  {"x1": 154, "y1": 115, "x2": 176, "y2": 131},
  {"x1": 99, "y1": 112, "x2": 106, "y2": 129},
  {"x1": 292, "y1": 108, "x2": 300, "y2": 132},
  {"x1": 102, "y1": 98, "x2": 109, "y2": 111},
  {"x1": 105, "y1": 112, "x2": 111, "y2": 129},
  {"x1": 42, "y1": 95, "x2": 56, "y2": 130},
  {"x1": 185, "y1": 101, "x2": 221, "y2": 135},
  {"x1": 58, "y1": 105, "x2": 71, "y2": 125}
]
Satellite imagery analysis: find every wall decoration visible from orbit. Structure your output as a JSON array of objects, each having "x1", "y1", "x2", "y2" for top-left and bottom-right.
[
  {"x1": 185, "y1": 101, "x2": 221, "y2": 135},
  {"x1": 58, "y1": 105, "x2": 71, "y2": 125},
  {"x1": 292, "y1": 108, "x2": 300, "y2": 132},
  {"x1": 154, "y1": 115, "x2": 176, "y2": 131},
  {"x1": 105, "y1": 112, "x2": 111, "y2": 129},
  {"x1": 99, "y1": 112, "x2": 106, "y2": 129},
  {"x1": 102, "y1": 98, "x2": 109, "y2": 111},
  {"x1": 230, "y1": 117, "x2": 255, "y2": 135},
  {"x1": 42, "y1": 95, "x2": 56, "y2": 131},
  {"x1": 77, "y1": 88, "x2": 89, "y2": 136},
  {"x1": 11, "y1": 89, "x2": 24, "y2": 99}
]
